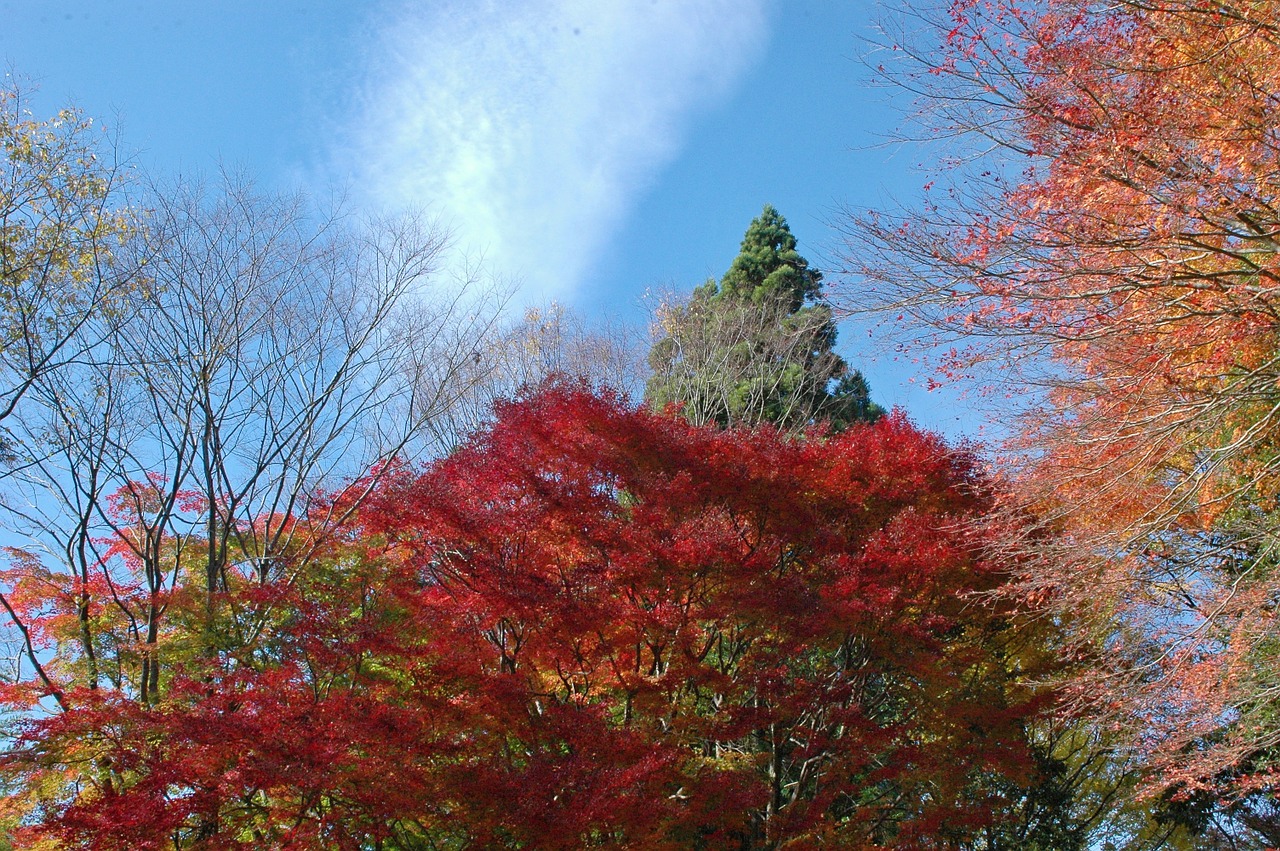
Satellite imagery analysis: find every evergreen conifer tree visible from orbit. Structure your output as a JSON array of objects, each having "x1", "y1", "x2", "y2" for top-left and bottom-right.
[{"x1": 646, "y1": 205, "x2": 882, "y2": 432}]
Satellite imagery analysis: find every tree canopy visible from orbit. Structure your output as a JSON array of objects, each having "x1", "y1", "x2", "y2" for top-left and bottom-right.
[
  {"x1": 840, "y1": 0, "x2": 1280, "y2": 835},
  {"x1": 1, "y1": 381, "x2": 1049, "y2": 849},
  {"x1": 11, "y1": 0, "x2": 1280, "y2": 842},
  {"x1": 647, "y1": 205, "x2": 883, "y2": 432}
]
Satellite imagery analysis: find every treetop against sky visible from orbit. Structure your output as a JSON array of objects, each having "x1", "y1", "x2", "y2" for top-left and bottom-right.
[{"x1": 2, "y1": 0, "x2": 983, "y2": 434}]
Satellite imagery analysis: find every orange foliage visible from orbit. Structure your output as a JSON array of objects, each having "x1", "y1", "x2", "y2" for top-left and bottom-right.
[{"x1": 843, "y1": 0, "x2": 1280, "y2": 805}]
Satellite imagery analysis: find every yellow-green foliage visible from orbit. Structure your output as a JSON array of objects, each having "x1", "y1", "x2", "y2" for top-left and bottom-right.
[{"x1": 0, "y1": 79, "x2": 140, "y2": 386}]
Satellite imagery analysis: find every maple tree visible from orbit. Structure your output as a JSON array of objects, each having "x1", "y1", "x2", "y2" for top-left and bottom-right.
[
  {"x1": 1, "y1": 381, "x2": 1051, "y2": 849},
  {"x1": 840, "y1": 0, "x2": 1280, "y2": 827}
]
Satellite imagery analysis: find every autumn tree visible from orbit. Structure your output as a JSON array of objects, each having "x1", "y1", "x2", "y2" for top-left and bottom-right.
[
  {"x1": 0, "y1": 169, "x2": 506, "y2": 776},
  {"x1": 2, "y1": 381, "x2": 1053, "y2": 849},
  {"x1": 839, "y1": 0, "x2": 1280, "y2": 833},
  {"x1": 648, "y1": 205, "x2": 882, "y2": 432},
  {"x1": 0, "y1": 78, "x2": 140, "y2": 449}
]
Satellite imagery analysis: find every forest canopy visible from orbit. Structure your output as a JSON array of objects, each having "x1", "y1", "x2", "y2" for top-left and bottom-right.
[{"x1": 5, "y1": 0, "x2": 1280, "y2": 845}]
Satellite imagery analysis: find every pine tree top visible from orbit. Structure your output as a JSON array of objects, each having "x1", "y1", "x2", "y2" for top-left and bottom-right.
[{"x1": 717, "y1": 205, "x2": 822, "y2": 311}]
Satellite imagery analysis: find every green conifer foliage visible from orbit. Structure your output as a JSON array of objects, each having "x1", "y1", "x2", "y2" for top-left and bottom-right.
[{"x1": 646, "y1": 205, "x2": 883, "y2": 432}]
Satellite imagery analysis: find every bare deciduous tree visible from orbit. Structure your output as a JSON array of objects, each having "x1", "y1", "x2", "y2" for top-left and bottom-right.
[
  {"x1": 426, "y1": 300, "x2": 645, "y2": 447},
  {"x1": 0, "y1": 172, "x2": 508, "y2": 698}
]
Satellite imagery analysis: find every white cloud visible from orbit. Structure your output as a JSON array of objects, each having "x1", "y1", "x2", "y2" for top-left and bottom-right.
[{"x1": 343, "y1": 0, "x2": 771, "y2": 301}]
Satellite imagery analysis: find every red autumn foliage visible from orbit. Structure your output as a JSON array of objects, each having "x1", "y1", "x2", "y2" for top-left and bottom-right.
[{"x1": 2, "y1": 382, "x2": 1046, "y2": 848}]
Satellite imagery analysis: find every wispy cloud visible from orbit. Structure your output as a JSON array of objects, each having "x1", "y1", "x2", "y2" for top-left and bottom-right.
[{"x1": 342, "y1": 0, "x2": 771, "y2": 301}]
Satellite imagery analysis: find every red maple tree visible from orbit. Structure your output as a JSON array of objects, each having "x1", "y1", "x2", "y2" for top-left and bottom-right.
[{"x1": 2, "y1": 382, "x2": 1047, "y2": 848}]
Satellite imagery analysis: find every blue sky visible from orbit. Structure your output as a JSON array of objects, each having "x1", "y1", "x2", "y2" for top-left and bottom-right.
[{"x1": 3, "y1": 0, "x2": 983, "y2": 436}]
